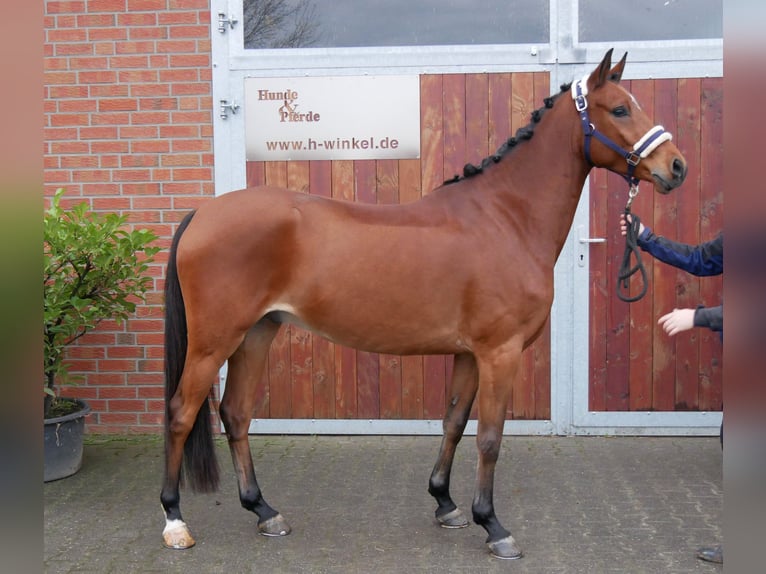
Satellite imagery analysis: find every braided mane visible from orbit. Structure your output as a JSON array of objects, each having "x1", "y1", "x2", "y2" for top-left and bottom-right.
[{"x1": 443, "y1": 82, "x2": 572, "y2": 185}]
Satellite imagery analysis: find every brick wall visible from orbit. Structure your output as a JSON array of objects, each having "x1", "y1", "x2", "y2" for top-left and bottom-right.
[{"x1": 44, "y1": 0, "x2": 215, "y2": 433}]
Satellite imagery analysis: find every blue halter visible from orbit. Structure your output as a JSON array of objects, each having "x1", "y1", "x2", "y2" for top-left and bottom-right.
[{"x1": 572, "y1": 76, "x2": 672, "y2": 198}]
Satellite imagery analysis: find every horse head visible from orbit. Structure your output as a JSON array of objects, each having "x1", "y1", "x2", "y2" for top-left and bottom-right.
[{"x1": 575, "y1": 49, "x2": 687, "y2": 194}]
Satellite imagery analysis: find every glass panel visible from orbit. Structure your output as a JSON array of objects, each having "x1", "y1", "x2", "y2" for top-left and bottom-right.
[
  {"x1": 243, "y1": 0, "x2": 549, "y2": 49},
  {"x1": 579, "y1": 0, "x2": 722, "y2": 42}
]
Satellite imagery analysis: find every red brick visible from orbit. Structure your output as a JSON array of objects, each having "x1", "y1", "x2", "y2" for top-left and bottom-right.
[
  {"x1": 136, "y1": 333, "x2": 165, "y2": 346},
  {"x1": 88, "y1": 0, "x2": 127, "y2": 12},
  {"x1": 70, "y1": 169, "x2": 112, "y2": 181},
  {"x1": 171, "y1": 167, "x2": 212, "y2": 181},
  {"x1": 170, "y1": 82, "x2": 209, "y2": 96},
  {"x1": 94, "y1": 42, "x2": 116, "y2": 55},
  {"x1": 89, "y1": 84, "x2": 130, "y2": 97},
  {"x1": 169, "y1": 0, "x2": 207, "y2": 8},
  {"x1": 44, "y1": 170, "x2": 72, "y2": 183},
  {"x1": 45, "y1": 127, "x2": 79, "y2": 140},
  {"x1": 157, "y1": 40, "x2": 196, "y2": 54},
  {"x1": 119, "y1": 126, "x2": 158, "y2": 138},
  {"x1": 98, "y1": 359, "x2": 138, "y2": 372},
  {"x1": 138, "y1": 359, "x2": 164, "y2": 372},
  {"x1": 92, "y1": 197, "x2": 131, "y2": 210},
  {"x1": 56, "y1": 42, "x2": 93, "y2": 55},
  {"x1": 50, "y1": 113, "x2": 89, "y2": 127},
  {"x1": 130, "y1": 26, "x2": 168, "y2": 40},
  {"x1": 120, "y1": 154, "x2": 159, "y2": 168},
  {"x1": 112, "y1": 169, "x2": 152, "y2": 181},
  {"x1": 116, "y1": 12, "x2": 157, "y2": 26},
  {"x1": 139, "y1": 97, "x2": 177, "y2": 110},
  {"x1": 81, "y1": 183, "x2": 121, "y2": 195},
  {"x1": 90, "y1": 140, "x2": 129, "y2": 153},
  {"x1": 172, "y1": 139, "x2": 211, "y2": 153},
  {"x1": 61, "y1": 155, "x2": 100, "y2": 168},
  {"x1": 46, "y1": 1, "x2": 87, "y2": 14},
  {"x1": 168, "y1": 54, "x2": 209, "y2": 67},
  {"x1": 98, "y1": 98, "x2": 138, "y2": 112},
  {"x1": 121, "y1": 182, "x2": 162, "y2": 195},
  {"x1": 110, "y1": 55, "x2": 149, "y2": 68},
  {"x1": 51, "y1": 141, "x2": 89, "y2": 154},
  {"x1": 131, "y1": 83, "x2": 170, "y2": 97},
  {"x1": 47, "y1": 28, "x2": 88, "y2": 42},
  {"x1": 169, "y1": 25, "x2": 209, "y2": 39},
  {"x1": 79, "y1": 126, "x2": 118, "y2": 139},
  {"x1": 70, "y1": 56, "x2": 109, "y2": 69},
  {"x1": 119, "y1": 69, "x2": 158, "y2": 83},
  {"x1": 59, "y1": 99, "x2": 97, "y2": 112},
  {"x1": 161, "y1": 154, "x2": 200, "y2": 167},
  {"x1": 89, "y1": 27, "x2": 128, "y2": 41},
  {"x1": 128, "y1": 0, "x2": 166, "y2": 10},
  {"x1": 45, "y1": 71, "x2": 78, "y2": 84},
  {"x1": 131, "y1": 140, "x2": 169, "y2": 153},
  {"x1": 129, "y1": 373, "x2": 164, "y2": 386},
  {"x1": 76, "y1": 13, "x2": 115, "y2": 27},
  {"x1": 91, "y1": 112, "x2": 130, "y2": 125},
  {"x1": 132, "y1": 111, "x2": 170, "y2": 125},
  {"x1": 173, "y1": 196, "x2": 209, "y2": 210},
  {"x1": 67, "y1": 346, "x2": 105, "y2": 358},
  {"x1": 100, "y1": 155, "x2": 119, "y2": 168},
  {"x1": 49, "y1": 85, "x2": 89, "y2": 98},
  {"x1": 78, "y1": 70, "x2": 117, "y2": 84},
  {"x1": 100, "y1": 386, "x2": 138, "y2": 399},
  {"x1": 158, "y1": 11, "x2": 197, "y2": 25},
  {"x1": 116, "y1": 40, "x2": 156, "y2": 54},
  {"x1": 89, "y1": 373, "x2": 128, "y2": 386},
  {"x1": 158, "y1": 69, "x2": 198, "y2": 82}
]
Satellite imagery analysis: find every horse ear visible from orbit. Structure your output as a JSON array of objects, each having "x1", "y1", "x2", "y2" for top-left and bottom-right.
[
  {"x1": 608, "y1": 52, "x2": 628, "y2": 83},
  {"x1": 589, "y1": 48, "x2": 614, "y2": 90}
]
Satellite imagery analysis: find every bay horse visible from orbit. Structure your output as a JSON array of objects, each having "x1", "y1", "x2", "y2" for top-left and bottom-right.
[{"x1": 161, "y1": 50, "x2": 687, "y2": 559}]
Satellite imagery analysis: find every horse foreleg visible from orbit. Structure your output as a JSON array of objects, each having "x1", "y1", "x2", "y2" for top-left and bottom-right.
[
  {"x1": 428, "y1": 353, "x2": 478, "y2": 528},
  {"x1": 472, "y1": 341, "x2": 523, "y2": 560},
  {"x1": 220, "y1": 319, "x2": 291, "y2": 538},
  {"x1": 161, "y1": 353, "x2": 222, "y2": 549}
]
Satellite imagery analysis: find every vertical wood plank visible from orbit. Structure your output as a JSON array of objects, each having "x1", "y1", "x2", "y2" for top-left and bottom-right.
[
  {"x1": 399, "y1": 158, "x2": 424, "y2": 419},
  {"x1": 625, "y1": 79, "x2": 656, "y2": 411},
  {"x1": 264, "y1": 161, "x2": 292, "y2": 417},
  {"x1": 698, "y1": 77, "x2": 724, "y2": 411},
  {"x1": 589, "y1": 167, "x2": 609, "y2": 411},
  {"x1": 510, "y1": 72, "x2": 536, "y2": 419},
  {"x1": 245, "y1": 161, "x2": 270, "y2": 418},
  {"x1": 532, "y1": 72, "x2": 552, "y2": 419},
  {"x1": 651, "y1": 78, "x2": 680, "y2": 411},
  {"x1": 376, "y1": 159, "x2": 403, "y2": 419},
  {"x1": 674, "y1": 77, "x2": 702, "y2": 410},
  {"x1": 287, "y1": 161, "x2": 313, "y2": 418},
  {"x1": 354, "y1": 159, "x2": 381, "y2": 419},
  {"x1": 309, "y1": 160, "x2": 336, "y2": 418},
  {"x1": 331, "y1": 160, "x2": 358, "y2": 418},
  {"x1": 419, "y1": 74, "x2": 447, "y2": 419},
  {"x1": 488, "y1": 73, "x2": 511, "y2": 154},
  {"x1": 465, "y1": 73, "x2": 489, "y2": 161}
]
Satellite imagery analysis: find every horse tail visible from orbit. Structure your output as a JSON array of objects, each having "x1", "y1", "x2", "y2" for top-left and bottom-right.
[{"x1": 164, "y1": 210, "x2": 220, "y2": 493}]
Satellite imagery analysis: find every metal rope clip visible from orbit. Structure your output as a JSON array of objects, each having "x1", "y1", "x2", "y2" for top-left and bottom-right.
[{"x1": 625, "y1": 183, "x2": 639, "y2": 211}]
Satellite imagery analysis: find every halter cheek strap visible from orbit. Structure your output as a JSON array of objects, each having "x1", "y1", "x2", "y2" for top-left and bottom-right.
[{"x1": 572, "y1": 76, "x2": 672, "y2": 189}]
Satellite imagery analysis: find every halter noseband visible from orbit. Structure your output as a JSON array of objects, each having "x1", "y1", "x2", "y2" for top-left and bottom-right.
[{"x1": 572, "y1": 75, "x2": 672, "y2": 201}]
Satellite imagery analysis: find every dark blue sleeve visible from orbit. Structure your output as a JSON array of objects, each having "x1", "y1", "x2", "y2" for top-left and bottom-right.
[
  {"x1": 637, "y1": 230, "x2": 723, "y2": 276},
  {"x1": 694, "y1": 305, "x2": 723, "y2": 333}
]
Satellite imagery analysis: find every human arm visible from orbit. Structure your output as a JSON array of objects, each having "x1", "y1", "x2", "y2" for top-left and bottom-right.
[
  {"x1": 619, "y1": 214, "x2": 723, "y2": 276},
  {"x1": 658, "y1": 305, "x2": 723, "y2": 336}
]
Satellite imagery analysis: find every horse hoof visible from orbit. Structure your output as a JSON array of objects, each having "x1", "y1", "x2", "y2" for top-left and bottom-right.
[
  {"x1": 436, "y1": 508, "x2": 469, "y2": 529},
  {"x1": 258, "y1": 513, "x2": 291, "y2": 537},
  {"x1": 162, "y1": 519, "x2": 196, "y2": 549},
  {"x1": 487, "y1": 535, "x2": 522, "y2": 560}
]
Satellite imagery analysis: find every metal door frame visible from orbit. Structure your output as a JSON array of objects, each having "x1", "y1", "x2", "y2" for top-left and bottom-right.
[{"x1": 211, "y1": 0, "x2": 722, "y2": 435}]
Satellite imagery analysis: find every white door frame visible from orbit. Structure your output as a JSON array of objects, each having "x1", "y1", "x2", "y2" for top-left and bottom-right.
[{"x1": 211, "y1": 0, "x2": 722, "y2": 435}]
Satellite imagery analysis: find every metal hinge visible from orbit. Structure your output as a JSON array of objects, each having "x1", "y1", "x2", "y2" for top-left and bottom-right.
[
  {"x1": 219, "y1": 99, "x2": 239, "y2": 120},
  {"x1": 217, "y1": 12, "x2": 238, "y2": 34}
]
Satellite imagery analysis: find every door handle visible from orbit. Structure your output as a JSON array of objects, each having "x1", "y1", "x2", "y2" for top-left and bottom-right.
[{"x1": 576, "y1": 225, "x2": 605, "y2": 267}]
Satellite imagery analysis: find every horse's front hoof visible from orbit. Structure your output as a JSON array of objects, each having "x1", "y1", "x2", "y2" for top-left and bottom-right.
[
  {"x1": 487, "y1": 535, "x2": 522, "y2": 559},
  {"x1": 436, "y1": 507, "x2": 469, "y2": 529},
  {"x1": 258, "y1": 513, "x2": 291, "y2": 537},
  {"x1": 162, "y1": 519, "x2": 196, "y2": 549}
]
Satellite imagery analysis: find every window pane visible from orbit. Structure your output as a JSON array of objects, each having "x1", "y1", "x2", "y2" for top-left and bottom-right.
[
  {"x1": 243, "y1": 0, "x2": 549, "y2": 49},
  {"x1": 579, "y1": 0, "x2": 722, "y2": 42}
]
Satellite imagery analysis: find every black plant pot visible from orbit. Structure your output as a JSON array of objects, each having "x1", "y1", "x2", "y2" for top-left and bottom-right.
[{"x1": 44, "y1": 398, "x2": 91, "y2": 482}]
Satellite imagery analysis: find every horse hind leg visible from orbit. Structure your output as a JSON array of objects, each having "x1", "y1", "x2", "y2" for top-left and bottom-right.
[
  {"x1": 428, "y1": 353, "x2": 479, "y2": 529},
  {"x1": 161, "y1": 351, "x2": 225, "y2": 549},
  {"x1": 219, "y1": 318, "x2": 291, "y2": 537}
]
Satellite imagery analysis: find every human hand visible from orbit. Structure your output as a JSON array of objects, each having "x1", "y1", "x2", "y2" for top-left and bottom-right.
[
  {"x1": 658, "y1": 308, "x2": 696, "y2": 336},
  {"x1": 619, "y1": 213, "x2": 645, "y2": 237}
]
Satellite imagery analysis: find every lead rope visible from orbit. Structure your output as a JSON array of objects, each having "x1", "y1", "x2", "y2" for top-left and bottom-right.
[{"x1": 616, "y1": 185, "x2": 648, "y2": 302}]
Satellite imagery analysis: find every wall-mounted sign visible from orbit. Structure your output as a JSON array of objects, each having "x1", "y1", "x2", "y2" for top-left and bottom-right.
[{"x1": 244, "y1": 75, "x2": 420, "y2": 161}]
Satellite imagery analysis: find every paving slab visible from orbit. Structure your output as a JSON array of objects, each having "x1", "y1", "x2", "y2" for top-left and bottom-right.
[{"x1": 44, "y1": 435, "x2": 722, "y2": 573}]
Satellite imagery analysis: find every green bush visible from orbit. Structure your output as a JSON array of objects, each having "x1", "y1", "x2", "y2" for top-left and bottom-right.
[{"x1": 43, "y1": 188, "x2": 159, "y2": 415}]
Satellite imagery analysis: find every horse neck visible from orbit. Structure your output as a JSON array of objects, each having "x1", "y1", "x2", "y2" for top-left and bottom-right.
[{"x1": 480, "y1": 103, "x2": 590, "y2": 260}]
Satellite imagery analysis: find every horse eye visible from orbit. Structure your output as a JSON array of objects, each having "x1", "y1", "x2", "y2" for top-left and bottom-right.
[{"x1": 612, "y1": 106, "x2": 629, "y2": 118}]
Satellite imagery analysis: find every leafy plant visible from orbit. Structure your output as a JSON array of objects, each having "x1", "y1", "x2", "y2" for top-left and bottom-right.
[{"x1": 43, "y1": 188, "x2": 159, "y2": 416}]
